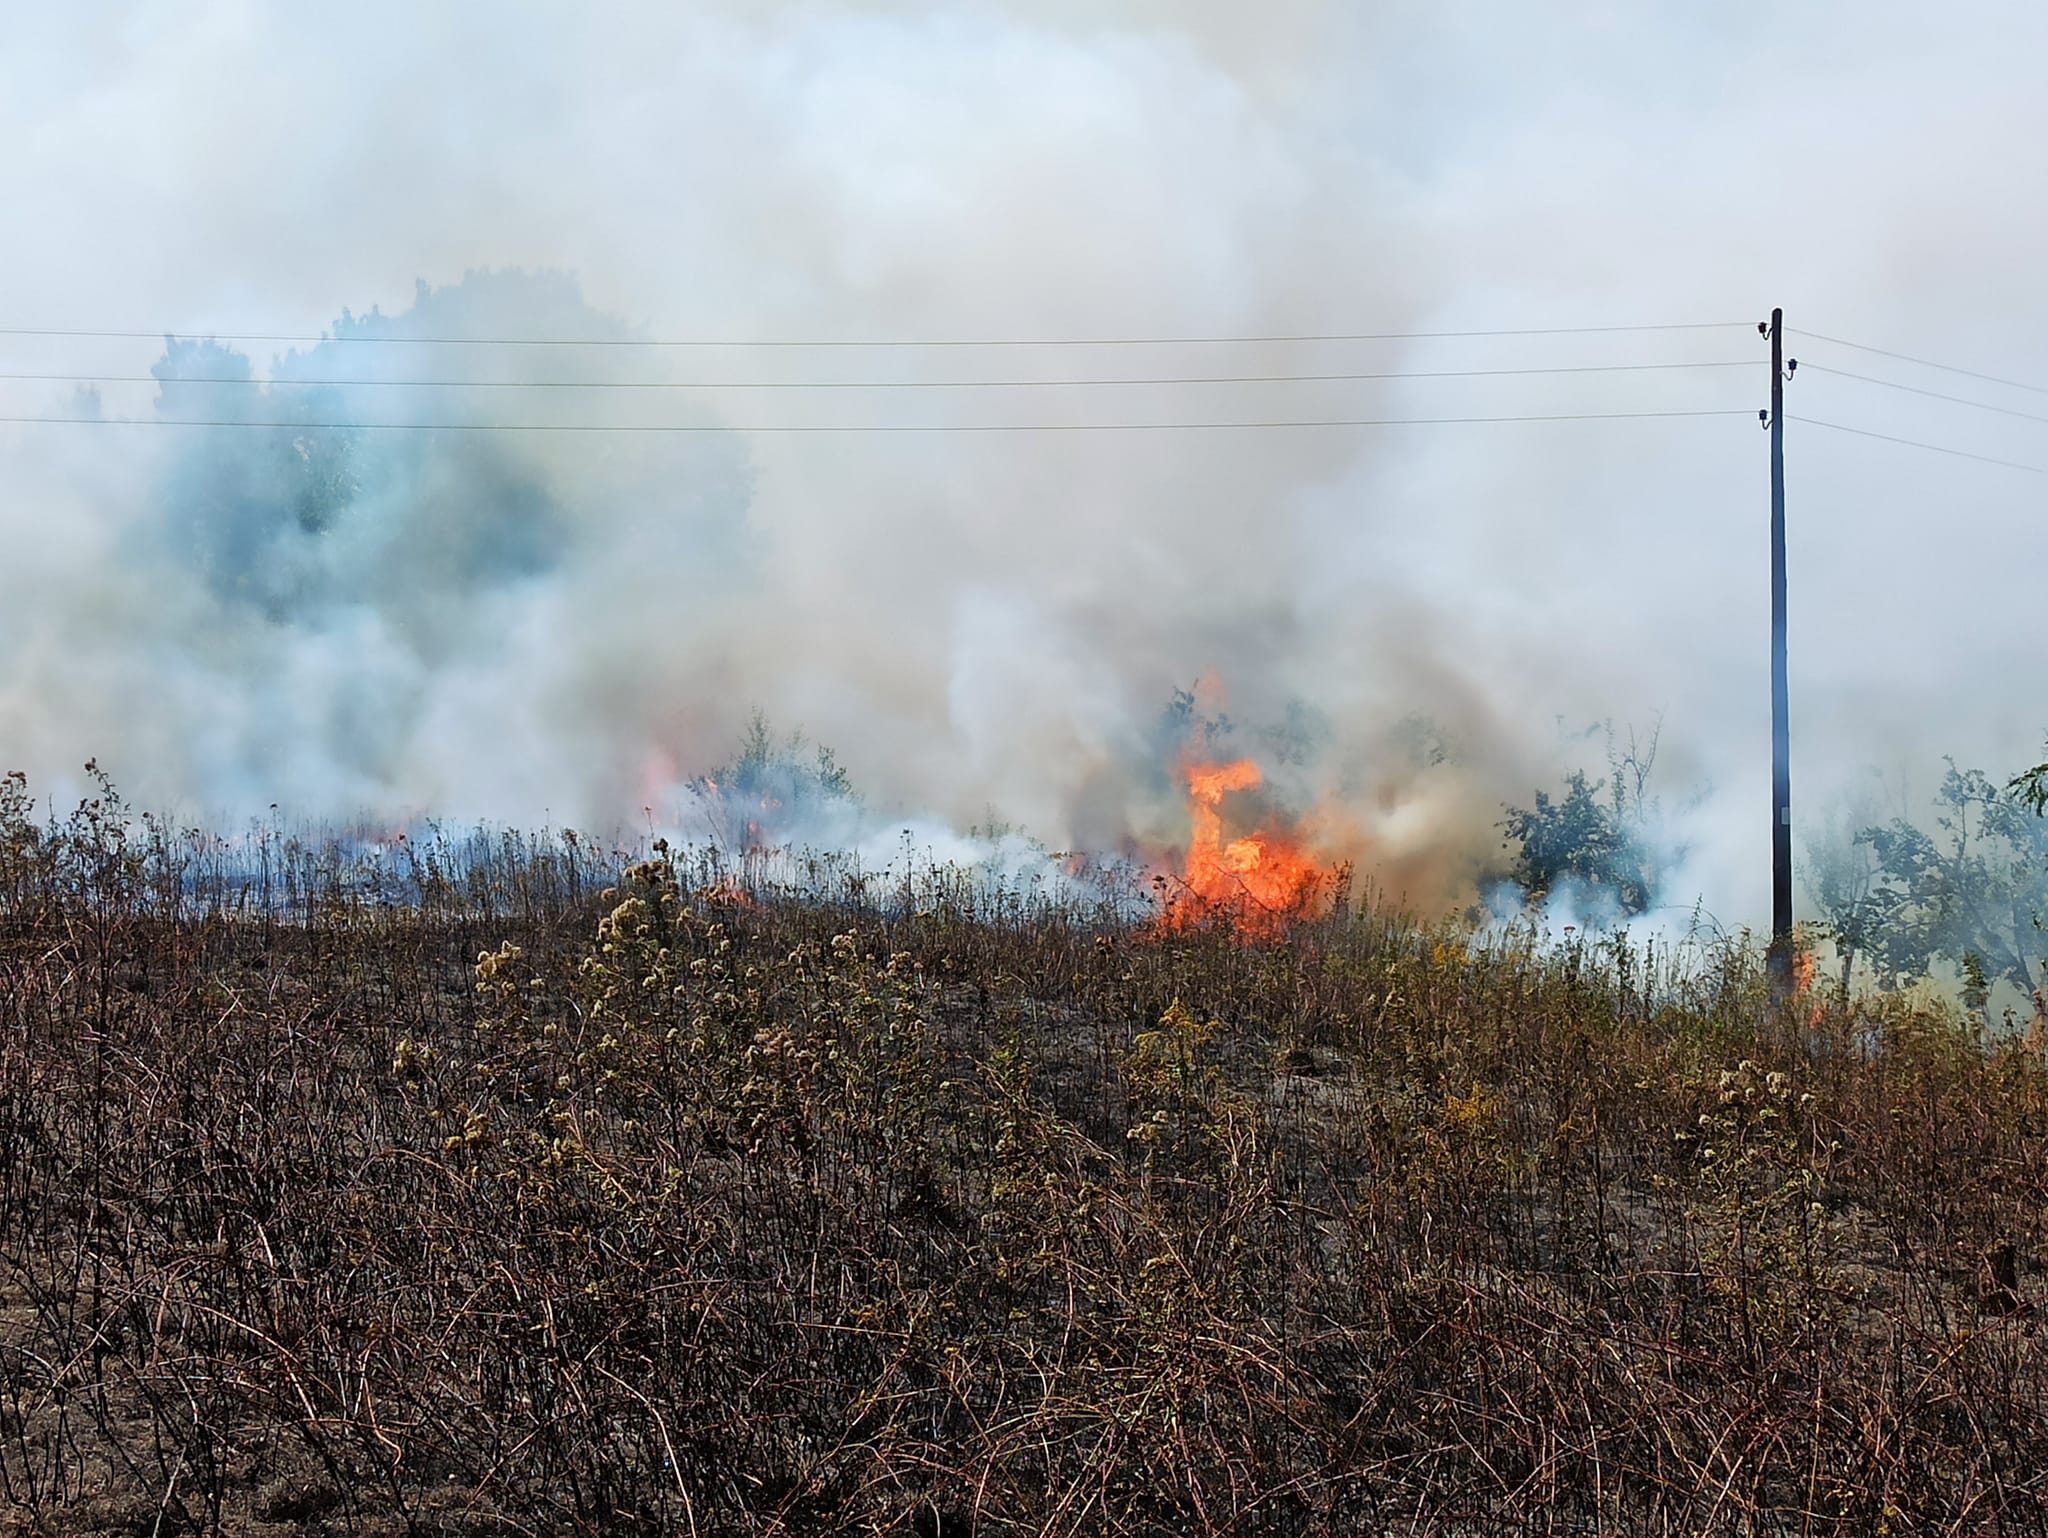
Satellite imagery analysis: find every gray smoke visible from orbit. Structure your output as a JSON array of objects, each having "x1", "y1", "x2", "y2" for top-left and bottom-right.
[{"x1": 2, "y1": 3, "x2": 2044, "y2": 925}]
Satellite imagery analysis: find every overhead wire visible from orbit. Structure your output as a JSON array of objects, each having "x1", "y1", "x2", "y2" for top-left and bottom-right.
[
  {"x1": 1794, "y1": 363, "x2": 2048, "y2": 426},
  {"x1": 0, "y1": 359, "x2": 1753, "y2": 391},
  {"x1": 0, "y1": 320, "x2": 1757, "y2": 349},
  {"x1": 1, "y1": 315, "x2": 2032, "y2": 472},
  {"x1": 1787, "y1": 328, "x2": 2048, "y2": 399},
  {"x1": 1784, "y1": 330, "x2": 2048, "y2": 473},
  {"x1": 0, "y1": 323, "x2": 1759, "y2": 433},
  {"x1": 0, "y1": 407, "x2": 1754, "y2": 434},
  {"x1": 1788, "y1": 415, "x2": 2046, "y2": 476},
  {"x1": 0, "y1": 328, "x2": 1758, "y2": 434}
]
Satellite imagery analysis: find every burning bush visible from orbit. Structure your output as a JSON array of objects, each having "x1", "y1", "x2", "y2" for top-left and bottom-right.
[{"x1": 1161, "y1": 756, "x2": 1327, "y2": 933}]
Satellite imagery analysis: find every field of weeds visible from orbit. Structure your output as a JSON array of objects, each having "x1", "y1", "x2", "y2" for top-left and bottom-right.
[{"x1": 4, "y1": 773, "x2": 2048, "y2": 1535}]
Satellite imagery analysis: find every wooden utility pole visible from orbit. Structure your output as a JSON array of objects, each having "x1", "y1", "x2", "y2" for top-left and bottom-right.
[{"x1": 1766, "y1": 307, "x2": 1793, "y2": 987}]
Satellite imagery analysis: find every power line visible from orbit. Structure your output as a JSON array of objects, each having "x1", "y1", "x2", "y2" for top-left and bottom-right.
[
  {"x1": 1789, "y1": 414, "x2": 2047, "y2": 475},
  {"x1": 0, "y1": 407, "x2": 1751, "y2": 434},
  {"x1": 1793, "y1": 362, "x2": 2048, "y2": 426},
  {"x1": 1787, "y1": 328, "x2": 2048, "y2": 399},
  {"x1": 0, "y1": 359, "x2": 1753, "y2": 391},
  {"x1": 0, "y1": 320, "x2": 1755, "y2": 350}
]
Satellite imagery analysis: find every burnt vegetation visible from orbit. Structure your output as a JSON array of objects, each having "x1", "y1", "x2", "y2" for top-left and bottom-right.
[{"x1": 5, "y1": 766, "x2": 2048, "y2": 1535}]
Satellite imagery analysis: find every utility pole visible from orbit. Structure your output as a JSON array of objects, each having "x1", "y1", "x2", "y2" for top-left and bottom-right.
[{"x1": 1764, "y1": 308, "x2": 1794, "y2": 989}]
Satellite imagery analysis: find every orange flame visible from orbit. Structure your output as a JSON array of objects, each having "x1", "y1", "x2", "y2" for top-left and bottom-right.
[
  {"x1": 1788, "y1": 938, "x2": 1826, "y2": 1029},
  {"x1": 1792, "y1": 946, "x2": 1815, "y2": 997},
  {"x1": 699, "y1": 877, "x2": 755, "y2": 910},
  {"x1": 1165, "y1": 758, "x2": 1322, "y2": 933}
]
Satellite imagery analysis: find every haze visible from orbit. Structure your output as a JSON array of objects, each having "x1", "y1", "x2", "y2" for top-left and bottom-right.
[{"x1": 2, "y1": 2, "x2": 2043, "y2": 926}]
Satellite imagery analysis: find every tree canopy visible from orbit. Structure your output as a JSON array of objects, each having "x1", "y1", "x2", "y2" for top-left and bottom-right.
[
  {"x1": 1856, "y1": 761, "x2": 2048, "y2": 1001},
  {"x1": 1502, "y1": 768, "x2": 1659, "y2": 920}
]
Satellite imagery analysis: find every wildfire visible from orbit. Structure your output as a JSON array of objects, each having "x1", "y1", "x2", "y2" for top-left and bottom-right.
[
  {"x1": 1792, "y1": 945, "x2": 1815, "y2": 997},
  {"x1": 695, "y1": 774, "x2": 784, "y2": 850},
  {"x1": 698, "y1": 876, "x2": 756, "y2": 911},
  {"x1": 1165, "y1": 758, "x2": 1322, "y2": 933},
  {"x1": 1787, "y1": 937, "x2": 1826, "y2": 1030}
]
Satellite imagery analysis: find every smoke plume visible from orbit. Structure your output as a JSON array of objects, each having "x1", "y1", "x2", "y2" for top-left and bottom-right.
[{"x1": 2, "y1": 3, "x2": 2045, "y2": 925}]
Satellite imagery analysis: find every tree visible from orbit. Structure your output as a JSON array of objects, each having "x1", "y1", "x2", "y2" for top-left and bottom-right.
[
  {"x1": 1501, "y1": 720, "x2": 1667, "y2": 922},
  {"x1": 694, "y1": 713, "x2": 856, "y2": 849},
  {"x1": 1858, "y1": 762, "x2": 2048, "y2": 1000},
  {"x1": 1801, "y1": 779, "x2": 1893, "y2": 1002},
  {"x1": 1502, "y1": 770, "x2": 1659, "y2": 919},
  {"x1": 2011, "y1": 746, "x2": 2048, "y2": 815}
]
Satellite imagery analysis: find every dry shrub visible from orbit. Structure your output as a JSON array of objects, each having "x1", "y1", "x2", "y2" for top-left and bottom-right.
[{"x1": 2, "y1": 782, "x2": 2047, "y2": 1533}]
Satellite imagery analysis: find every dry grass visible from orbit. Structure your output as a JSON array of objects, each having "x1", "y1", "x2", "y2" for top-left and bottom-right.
[{"x1": 4, "y1": 773, "x2": 2048, "y2": 1534}]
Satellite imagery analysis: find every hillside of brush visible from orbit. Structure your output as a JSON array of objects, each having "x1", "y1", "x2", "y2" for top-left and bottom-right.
[{"x1": 4, "y1": 778, "x2": 2048, "y2": 1536}]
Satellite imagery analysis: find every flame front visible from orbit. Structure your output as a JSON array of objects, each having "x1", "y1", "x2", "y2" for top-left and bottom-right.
[{"x1": 1171, "y1": 758, "x2": 1321, "y2": 931}]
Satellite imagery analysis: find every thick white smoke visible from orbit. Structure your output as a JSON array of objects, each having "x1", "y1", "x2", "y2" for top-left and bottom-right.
[{"x1": 1, "y1": 3, "x2": 2044, "y2": 923}]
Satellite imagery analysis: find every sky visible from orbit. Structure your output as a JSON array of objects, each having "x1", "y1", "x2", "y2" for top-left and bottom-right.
[{"x1": 1, "y1": 1, "x2": 2044, "y2": 923}]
